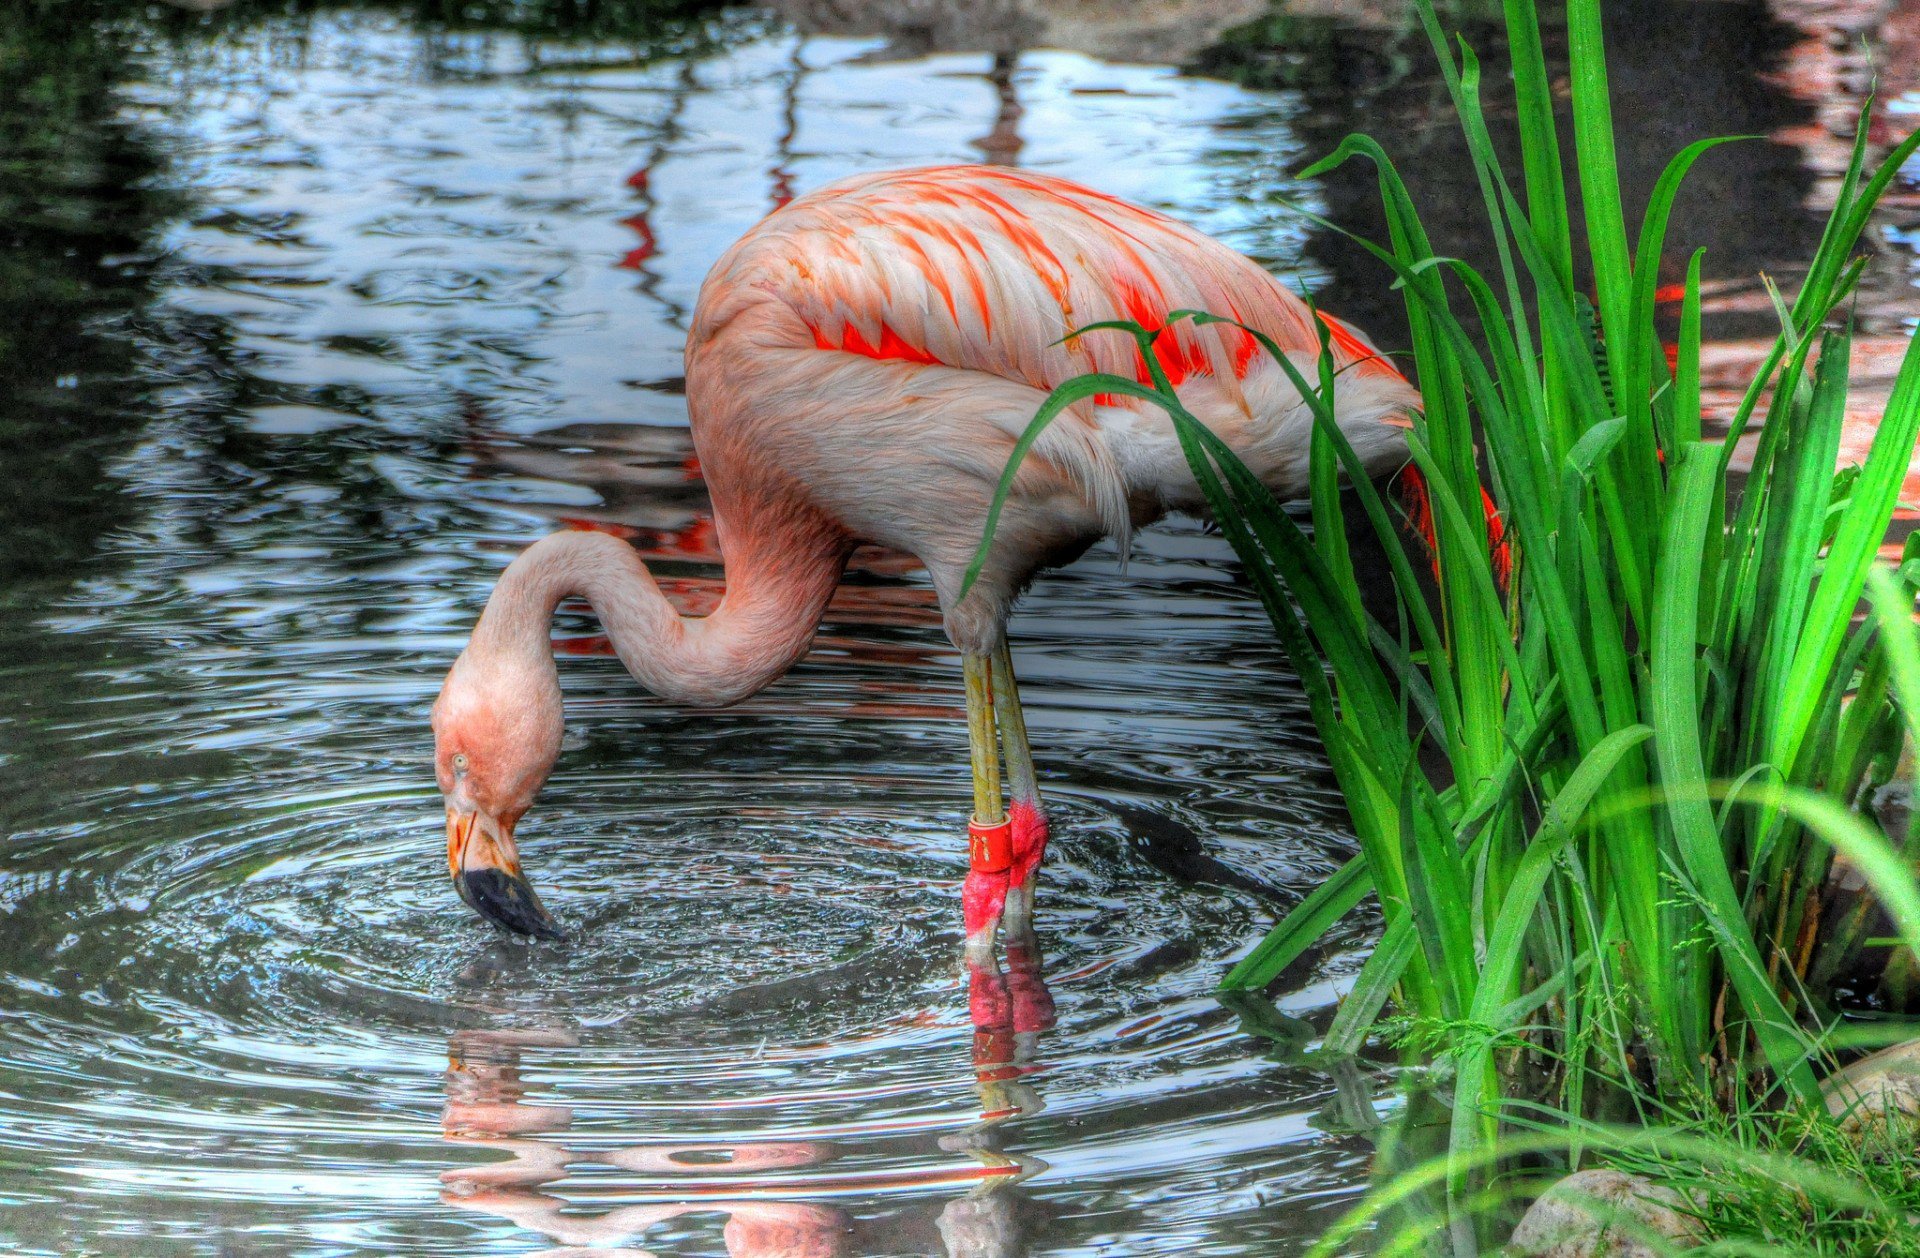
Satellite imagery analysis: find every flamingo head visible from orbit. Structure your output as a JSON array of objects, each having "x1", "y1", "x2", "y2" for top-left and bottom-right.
[{"x1": 431, "y1": 648, "x2": 565, "y2": 941}]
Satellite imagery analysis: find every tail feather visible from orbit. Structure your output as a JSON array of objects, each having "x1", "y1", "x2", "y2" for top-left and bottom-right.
[{"x1": 1396, "y1": 464, "x2": 1512, "y2": 590}]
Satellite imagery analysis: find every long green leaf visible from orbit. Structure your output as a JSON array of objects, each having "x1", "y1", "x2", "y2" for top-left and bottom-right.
[
  {"x1": 1448, "y1": 724, "x2": 1655, "y2": 1170},
  {"x1": 1325, "y1": 915, "x2": 1418, "y2": 1056},
  {"x1": 1651, "y1": 445, "x2": 1818, "y2": 1098},
  {"x1": 1221, "y1": 855, "x2": 1373, "y2": 992},
  {"x1": 1772, "y1": 333, "x2": 1920, "y2": 765}
]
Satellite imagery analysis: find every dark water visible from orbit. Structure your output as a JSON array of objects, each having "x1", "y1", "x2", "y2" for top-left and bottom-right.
[{"x1": 0, "y1": 3, "x2": 1913, "y2": 1255}]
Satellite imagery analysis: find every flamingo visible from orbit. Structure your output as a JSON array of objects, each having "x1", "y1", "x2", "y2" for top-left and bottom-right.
[{"x1": 431, "y1": 165, "x2": 1419, "y2": 949}]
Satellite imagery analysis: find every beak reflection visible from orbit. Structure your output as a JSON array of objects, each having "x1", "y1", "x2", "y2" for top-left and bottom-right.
[{"x1": 447, "y1": 808, "x2": 564, "y2": 941}]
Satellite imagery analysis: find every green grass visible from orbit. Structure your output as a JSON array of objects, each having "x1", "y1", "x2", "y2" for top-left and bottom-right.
[
  {"x1": 1314, "y1": 1097, "x2": 1920, "y2": 1257},
  {"x1": 1591, "y1": 1107, "x2": 1920, "y2": 1257},
  {"x1": 969, "y1": 0, "x2": 1920, "y2": 1247}
]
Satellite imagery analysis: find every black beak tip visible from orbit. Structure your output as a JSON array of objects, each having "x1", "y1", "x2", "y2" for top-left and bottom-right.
[{"x1": 456, "y1": 868, "x2": 566, "y2": 942}]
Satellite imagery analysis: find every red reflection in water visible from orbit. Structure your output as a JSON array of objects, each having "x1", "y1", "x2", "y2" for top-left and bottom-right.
[{"x1": 617, "y1": 211, "x2": 658, "y2": 270}]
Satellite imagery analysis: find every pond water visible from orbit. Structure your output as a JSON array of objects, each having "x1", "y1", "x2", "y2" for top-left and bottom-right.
[{"x1": 0, "y1": 3, "x2": 1914, "y2": 1255}]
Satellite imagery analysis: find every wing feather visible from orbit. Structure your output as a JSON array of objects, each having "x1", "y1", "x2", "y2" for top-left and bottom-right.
[{"x1": 692, "y1": 166, "x2": 1415, "y2": 538}]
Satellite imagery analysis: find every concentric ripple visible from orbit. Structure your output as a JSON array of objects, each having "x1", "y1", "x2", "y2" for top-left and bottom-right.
[
  {"x1": 0, "y1": 753, "x2": 1371, "y2": 1255},
  {"x1": 0, "y1": 10, "x2": 1399, "y2": 1257}
]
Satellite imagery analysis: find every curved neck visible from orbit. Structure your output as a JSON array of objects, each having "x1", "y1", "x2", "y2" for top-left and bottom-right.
[{"x1": 470, "y1": 526, "x2": 847, "y2": 708}]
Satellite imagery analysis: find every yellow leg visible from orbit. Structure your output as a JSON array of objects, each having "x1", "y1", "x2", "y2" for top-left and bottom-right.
[
  {"x1": 990, "y1": 643, "x2": 1046, "y2": 938},
  {"x1": 962, "y1": 650, "x2": 1010, "y2": 955},
  {"x1": 989, "y1": 643, "x2": 1036, "y2": 808},
  {"x1": 964, "y1": 651, "x2": 1004, "y2": 826}
]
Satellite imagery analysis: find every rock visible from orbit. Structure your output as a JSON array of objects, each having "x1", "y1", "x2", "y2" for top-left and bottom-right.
[
  {"x1": 1508, "y1": 1169, "x2": 1702, "y2": 1257},
  {"x1": 1866, "y1": 733, "x2": 1917, "y2": 846},
  {"x1": 1823, "y1": 1037, "x2": 1920, "y2": 1145},
  {"x1": 938, "y1": 1194, "x2": 1025, "y2": 1258}
]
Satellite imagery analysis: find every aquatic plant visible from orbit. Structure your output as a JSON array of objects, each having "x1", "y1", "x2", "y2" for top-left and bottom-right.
[{"x1": 971, "y1": 0, "x2": 1920, "y2": 1220}]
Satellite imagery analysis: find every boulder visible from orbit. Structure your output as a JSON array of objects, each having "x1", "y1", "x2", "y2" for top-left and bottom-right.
[
  {"x1": 1508, "y1": 1168, "x2": 1702, "y2": 1257},
  {"x1": 1822, "y1": 1037, "x2": 1920, "y2": 1146}
]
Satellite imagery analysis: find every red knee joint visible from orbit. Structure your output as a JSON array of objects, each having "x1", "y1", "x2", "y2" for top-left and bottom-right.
[
  {"x1": 1008, "y1": 800, "x2": 1048, "y2": 886},
  {"x1": 968, "y1": 814, "x2": 1014, "y2": 874}
]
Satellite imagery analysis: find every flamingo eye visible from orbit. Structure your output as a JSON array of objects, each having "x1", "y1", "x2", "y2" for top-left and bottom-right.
[{"x1": 451, "y1": 753, "x2": 470, "y2": 774}]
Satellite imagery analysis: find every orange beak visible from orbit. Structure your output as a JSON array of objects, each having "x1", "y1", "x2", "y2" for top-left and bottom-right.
[{"x1": 447, "y1": 808, "x2": 563, "y2": 941}]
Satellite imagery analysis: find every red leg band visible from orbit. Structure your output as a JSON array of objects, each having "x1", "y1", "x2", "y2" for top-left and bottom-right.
[{"x1": 969, "y1": 815, "x2": 1014, "y2": 873}]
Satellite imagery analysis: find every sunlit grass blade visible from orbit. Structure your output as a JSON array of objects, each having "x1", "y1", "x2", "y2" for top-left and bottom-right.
[
  {"x1": 1651, "y1": 445, "x2": 1817, "y2": 1097},
  {"x1": 1220, "y1": 854, "x2": 1372, "y2": 992},
  {"x1": 1772, "y1": 333, "x2": 1920, "y2": 766}
]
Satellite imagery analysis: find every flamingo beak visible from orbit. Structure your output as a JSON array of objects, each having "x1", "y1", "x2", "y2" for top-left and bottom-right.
[{"x1": 447, "y1": 808, "x2": 564, "y2": 941}]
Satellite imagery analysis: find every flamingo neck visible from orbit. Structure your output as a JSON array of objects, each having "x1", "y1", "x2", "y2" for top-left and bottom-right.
[{"x1": 470, "y1": 527, "x2": 844, "y2": 708}]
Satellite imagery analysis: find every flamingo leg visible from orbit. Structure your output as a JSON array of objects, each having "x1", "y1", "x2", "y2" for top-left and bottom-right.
[
  {"x1": 964, "y1": 650, "x2": 1005, "y2": 826},
  {"x1": 989, "y1": 643, "x2": 1047, "y2": 938},
  {"x1": 963, "y1": 651, "x2": 1010, "y2": 954}
]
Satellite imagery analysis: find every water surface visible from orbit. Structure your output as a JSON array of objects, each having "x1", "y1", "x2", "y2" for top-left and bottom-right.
[
  {"x1": 0, "y1": 10, "x2": 1376, "y2": 1255},
  {"x1": 0, "y1": 3, "x2": 1914, "y2": 1254}
]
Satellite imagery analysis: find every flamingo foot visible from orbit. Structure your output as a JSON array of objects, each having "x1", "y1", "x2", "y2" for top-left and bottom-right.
[{"x1": 963, "y1": 869, "x2": 1011, "y2": 952}]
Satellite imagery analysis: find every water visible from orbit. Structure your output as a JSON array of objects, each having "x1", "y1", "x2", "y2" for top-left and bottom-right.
[{"x1": 0, "y1": 3, "x2": 1914, "y2": 1255}]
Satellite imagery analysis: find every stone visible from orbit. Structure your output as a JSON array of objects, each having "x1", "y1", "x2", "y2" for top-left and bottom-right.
[
  {"x1": 1823, "y1": 1037, "x2": 1920, "y2": 1145},
  {"x1": 1508, "y1": 1168, "x2": 1702, "y2": 1257}
]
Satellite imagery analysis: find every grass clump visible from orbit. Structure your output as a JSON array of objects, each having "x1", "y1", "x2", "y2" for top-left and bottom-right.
[
  {"x1": 1607, "y1": 1105, "x2": 1920, "y2": 1257},
  {"x1": 1320, "y1": 1098, "x2": 1920, "y2": 1256},
  {"x1": 970, "y1": 0, "x2": 1920, "y2": 1248}
]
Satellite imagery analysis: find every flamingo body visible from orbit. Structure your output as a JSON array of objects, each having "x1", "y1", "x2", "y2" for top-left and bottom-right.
[
  {"x1": 686, "y1": 164, "x2": 1415, "y2": 650},
  {"x1": 431, "y1": 165, "x2": 1417, "y2": 942}
]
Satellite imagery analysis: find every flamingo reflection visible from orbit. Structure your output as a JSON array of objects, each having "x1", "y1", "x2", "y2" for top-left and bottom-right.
[
  {"x1": 945, "y1": 930, "x2": 1053, "y2": 1255},
  {"x1": 442, "y1": 1028, "x2": 854, "y2": 1256},
  {"x1": 440, "y1": 947, "x2": 1053, "y2": 1256}
]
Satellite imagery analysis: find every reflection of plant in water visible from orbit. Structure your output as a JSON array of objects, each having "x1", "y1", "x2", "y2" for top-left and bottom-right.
[
  {"x1": 0, "y1": 0, "x2": 770, "y2": 591},
  {"x1": 361, "y1": 0, "x2": 731, "y2": 45},
  {"x1": 151, "y1": 0, "x2": 759, "y2": 63},
  {"x1": 1190, "y1": 3, "x2": 1435, "y2": 100},
  {"x1": 1198, "y1": 0, "x2": 1851, "y2": 356},
  {"x1": 0, "y1": 2, "x2": 181, "y2": 581}
]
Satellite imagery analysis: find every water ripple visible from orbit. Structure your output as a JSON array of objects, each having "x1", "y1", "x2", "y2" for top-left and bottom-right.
[{"x1": 0, "y1": 10, "x2": 1386, "y2": 1255}]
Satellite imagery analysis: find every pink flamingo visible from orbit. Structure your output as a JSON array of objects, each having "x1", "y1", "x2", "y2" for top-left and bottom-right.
[{"x1": 431, "y1": 165, "x2": 1418, "y2": 948}]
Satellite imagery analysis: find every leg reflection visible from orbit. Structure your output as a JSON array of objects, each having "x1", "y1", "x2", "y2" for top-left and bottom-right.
[
  {"x1": 943, "y1": 928, "x2": 1054, "y2": 1257},
  {"x1": 442, "y1": 1028, "x2": 578, "y2": 1191}
]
